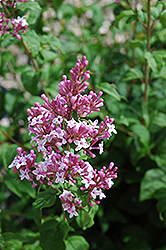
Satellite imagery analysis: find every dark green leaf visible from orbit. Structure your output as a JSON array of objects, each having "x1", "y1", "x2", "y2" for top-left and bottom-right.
[
  {"x1": 124, "y1": 68, "x2": 144, "y2": 81},
  {"x1": 33, "y1": 189, "x2": 58, "y2": 225},
  {"x1": 131, "y1": 124, "x2": 150, "y2": 147},
  {"x1": 96, "y1": 82, "x2": 121, "y2": 101},
  {"x1": 4, "y1": 89, "x2": 21, "y2": 116},
  {"x1": 4, "y1": 173, "x2": 23, "y2": 198},
  {"x1": 1, "y1": 143, "x2": 18, "y2": 169},
  {"x1": 40, "y1": 220, "x2": 69, "y2": 250},
  {"x1": 21, "y1": 69, "x2": 40, "y2": 95}
]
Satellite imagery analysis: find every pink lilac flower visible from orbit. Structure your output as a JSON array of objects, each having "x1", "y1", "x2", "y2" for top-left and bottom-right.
[
  {"x1": 4, "y1": 0, "x2": 29, "y2": 8},
  {"x1": 0, "y1": 12, "x2": 9, "y2": 34},
  {"x1": 11, "y1": 16, "x2": 28, "y2": 39},
  {"x1": 9, "y1": 56, "x2": 118, "y2": 217},
  {"x1": 59, "y1": 190, "x2": 82, "y2": 218},
  {"x1": 0, "y1": 12, "x2": 28, "y2": 39}
]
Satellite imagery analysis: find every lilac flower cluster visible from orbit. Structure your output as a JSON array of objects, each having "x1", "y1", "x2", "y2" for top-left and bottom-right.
[
  {"x1": 9, "y1": 56, "x2": 118, "y2": 218},
  {"x1": 0, "y1": 12, "x2": 28, "y2": 39}
]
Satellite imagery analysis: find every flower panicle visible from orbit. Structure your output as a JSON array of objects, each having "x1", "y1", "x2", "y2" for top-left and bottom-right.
[{"x1": 9, "y1": 56, "x2": 118, "y2": 218}]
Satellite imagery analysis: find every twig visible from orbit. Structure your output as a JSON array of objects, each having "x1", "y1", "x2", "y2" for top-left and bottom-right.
[
  {"x1": 125, "y1": 0, "x2": 147, "y2": 29},
  {"x1": 144, "y1": 0, "x2": 151, "y2": 103}
]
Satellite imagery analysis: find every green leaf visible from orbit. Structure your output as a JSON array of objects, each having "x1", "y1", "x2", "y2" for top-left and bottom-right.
[
  {"x1": 114, "y1": 10, "x2": 134, "y2": 27},
  {"x1": 27, "y1": 96, "x2": 45, "y2": 107},
  {"x1": 144, "y1": 52, "x2": 157, "y2": 72},
  {"x1": 50, "y1": 37, "x2": 65, "y2": 55},
  {"x1": 4, "y1": 89, "x2": 21, "y2": 116},
  {"x1": 0, "y1": 236, "x2": 5, "y2": 250},
  {"x1": 1, "y1": 143, "x2": 18, "y2": 169},
  {"x1": 65, "y1": 235, "x2": 89, "y2": 250},
  {"x1": 130, "y1": 124, "x2": 150, "y2": 147},
  {"x1": 22, "y1": 31, "x2": 41, "y2": 57},
  {"x1": 4, "y1": 173, "x2": 23, "y2": 198},
  {"x1": 153, "y1": 65, "x2": 166, "y2": 79},
  {"x1": 96, "y1": 82, "x2": 121, "y2": 101},
  {"x1": 156, "y1": 28, "x2": 166, "y2": 43},
  {"x1": 33, "y1": 189, "x2": 58, "y2": 225},
  {"x1": 140, "y1": 169, "x2": 166, "y2": 201},
  {"x1": 72, "y1": 110, "x2": 79, "y2": 122},
  {"x1": 21, "y1": 69, "x2": 40, "y2": 95},
  {"x1": 126, "y1": 15, "x2": 137, "y2": 24},
  {"x1": 3, "y1": 232, "x2": 27, "y2": 243},
  {"x1": 20, "y1": 179, "x2": 36, "y2": 199},
  {"x1": 124, "y1": 68, "x2": 144, "y2": 81},
  {"x1": 153, "y1": 112, "x2": 166, "y2": 127},
  {"x1": 151, "y1": 3, "x2": 163, "y2": 20},
  {"x1": 17, "y1": 1, "x2": 41, "y2": 11},
  {"x1": 76, "y1": 204, "x2": 98, "y2": 230},
  {"x1": 40, "y1": 220, "x2": 69, "y2": 250},
  {"x1": 157, "y1": 193, "x2": 166, "y2": 214},
  {"x1": 130, "y1": 40, "x2": 144, "y2": 49},
  {"x1": 40, "y1": 50, "x2": 58, "y2": 63},
  {"x1": 17, "y1": 1, "x2": 41, "y2": 24}
]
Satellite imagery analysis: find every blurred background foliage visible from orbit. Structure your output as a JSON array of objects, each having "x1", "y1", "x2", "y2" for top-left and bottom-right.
[{"x1": 0, "y1": 0, "x2": 166, "y2": 249}]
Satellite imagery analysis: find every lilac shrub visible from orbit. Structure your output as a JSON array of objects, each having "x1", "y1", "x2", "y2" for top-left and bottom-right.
[{"x1": 9, "y1": 56, "x2": 118, "y2": 219}]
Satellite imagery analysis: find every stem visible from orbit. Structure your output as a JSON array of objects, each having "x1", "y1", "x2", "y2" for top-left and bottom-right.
[
  {"x1": 63, "y1": 210, "x2": 67, "y2": 222},
  {"x1": 125, "y1": 0, "x2": 147, "y2": 29},
  {"x1": 144, "y1": 0, "x2": 151, "y2": 103},
  {"x1": 21, "y1": 39, "x2": 49, "y2": 96},
  {"x1": 1, "y1": 1, "x2": 11, "y2": 17},
  {"x1": 0, "y1": 129, "x2": 26, "y2": 148}
]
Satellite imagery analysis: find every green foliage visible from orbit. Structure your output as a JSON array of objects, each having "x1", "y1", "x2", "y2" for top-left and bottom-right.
[
  {"x1": 33, "y1": 189, "x2": 58, "y2": 225},
  {"x1": 65, "y1": 235, "x2": 89, "y2": 250},
  {"x1": 1, "y1": 0, "x2": 166, "y2": 249},
  {"x1": 40, "y1": 220, "x2": 69, "y2": 250}
]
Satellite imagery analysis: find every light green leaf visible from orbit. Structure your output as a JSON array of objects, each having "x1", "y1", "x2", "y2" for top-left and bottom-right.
[
  {"x1": 144, "y1": 52, "x2": 157, "y2": 72},
  {"x1": 0, "y1": 236, "x2": 5, "y2": 250},
  {"x1": 17, "y1": 1, "x2": 41, "y2": 24},
  {"x1": 22, "y1": 31, "x2": 41, "y2": 57},
  {"x1": 65, "y1": 236, "x2": 89, "y2": 250},
  {"x1": 96, "y1": 82, "x2": 121, "y2": 101},
  {"x1": 17, "y1": 1, "x2": 41, "y2": 11},
  {"x1": 40, "y1": 50, "x2": 58, "y2": 63},
  {"x1": 50, "y1": 37, "x2": 65, "y2": 55},
  {"x1": 130, "y1": 40, "x2": 144, "y2": 49},
  {"x1": 153, "y1": 112, "x2": 166, "y2": 127},
  {"x1": 151, "y1": 3, "x2": 163, "y2": 20},
  {"x1": 76, "y1": 204, "x2": 98, "y2": 230}
]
